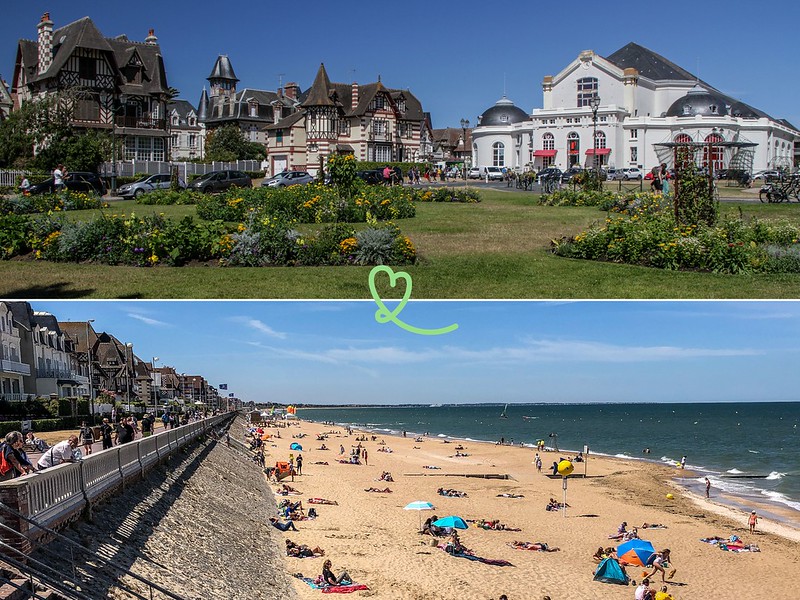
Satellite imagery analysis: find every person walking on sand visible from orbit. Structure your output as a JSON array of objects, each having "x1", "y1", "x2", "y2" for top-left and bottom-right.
[
  {"x1": 705, "y1": 477, "x2": 711, "y2": 498},
  {"x1": 749, "y1": 510, "x2": 758, "y2": 534},
  {"x1": 679, "y1": 456, "x2": 686, "y2": 469}
]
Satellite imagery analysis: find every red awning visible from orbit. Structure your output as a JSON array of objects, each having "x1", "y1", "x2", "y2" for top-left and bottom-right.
[
  {"x1": 532, "y1": 149, "x2": 557, "y2": 157},
  {"x1": 585, "y1": 148, "x2": 611, "y2": 155}
]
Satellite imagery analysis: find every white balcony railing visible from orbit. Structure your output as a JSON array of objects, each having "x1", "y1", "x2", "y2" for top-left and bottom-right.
[{"x1": 1, "y1": 359, "x2": 31, "y2": 376}]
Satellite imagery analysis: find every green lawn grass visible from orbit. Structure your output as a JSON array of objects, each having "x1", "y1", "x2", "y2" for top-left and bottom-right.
[{"x1": 3, "y1": 189, "x2": 800, "y2": 299}]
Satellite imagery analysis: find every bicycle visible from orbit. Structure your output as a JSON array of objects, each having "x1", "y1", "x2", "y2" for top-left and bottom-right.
[{"x1": 541, "y1": 175, "x2": 560, "y2": 195}]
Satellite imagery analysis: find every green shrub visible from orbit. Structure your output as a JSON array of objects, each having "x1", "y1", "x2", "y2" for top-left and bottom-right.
[
  {"x1": 417, "y1": 188, "x2": 481, "y2": 203},
  {"x1": 135, "y1": 189, "x2": 204, "y2": 205},
  {"x1": 353, "y1": 227, "x2": 397, "y2": 265},
  {"x1": 0, "y1": 213, "x2": 33, "y2": 259},
  {"x1": 0, "y1": 421, "x2": 22, "y2": 436}
]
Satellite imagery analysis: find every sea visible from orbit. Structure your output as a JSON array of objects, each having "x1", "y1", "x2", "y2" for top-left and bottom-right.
[{"x1": 298, "y1": 402, "x2": 800, "y2": 523}]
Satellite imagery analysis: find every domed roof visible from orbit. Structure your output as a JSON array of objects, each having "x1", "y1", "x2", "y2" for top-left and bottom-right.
[
  {"x1": 479, "y1": 96, "x2": 529, "y2": 126},
  {"x1": 729, "y1": 102, "x2": 758, "y2": 119},
  {"x1": 666, "y1": 85, "x2": 728, "y2": 117}
]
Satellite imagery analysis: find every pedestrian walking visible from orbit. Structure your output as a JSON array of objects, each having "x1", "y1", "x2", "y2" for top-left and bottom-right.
[
  {"x1": 100, "y1": 418, "x2": 114, "y2": 450},
  {"x1": 79, "y1": 421, "x2": 95, "y2": 456},
  {"x1": 705, "y1": 477, "x2": 711, "y2": 498},
  {"x1": 295, "y1": 453, "x2": 303, "y2": 475},
  {"x1": 748, "y1": 510, "x2": 758, "y2": 534}
]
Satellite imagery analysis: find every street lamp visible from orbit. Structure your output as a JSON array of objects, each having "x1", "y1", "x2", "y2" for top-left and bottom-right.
[
  {"x1": 460, "y1": 118, "x2": 470, "y2": 180},
  {"x1": 151, "y1": 356, "x2": 160, "y2": 416},
  {"x1": 124, "y1": 342, "x2": 133, "y2": 414},
  {"x1": 86, "y1": 319, "x2": 95, "y2": 418},
  {"x1": 590, "y1": 95, "x2": 601, "y2": 177}
]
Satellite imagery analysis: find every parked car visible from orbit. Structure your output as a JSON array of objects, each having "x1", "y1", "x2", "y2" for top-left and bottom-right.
[
  {"x1": 26, "y1": 171, "x2": 107, "y2": 196},
  {"x1": 622, "y1": 167, "x2": 643, "y2": 180},
  {"x1": 188, "y1": 170, "x2": 252, "y2": 193},
  {"x1": 467, "y1": 167, "x2": 482, "y2": 179},
  {"x1": 482, "y1": 166, "x2": 504, "y2": 181},
  {"x1": 752, "y1": 170, "x2": 782, "y2": 181},
  {"x1": 561, "y1": 167, "x2": 584, "y2": 183},
  {"x1": 117, "y1": 173, "x2": 187, "y2": 198},
  {"x1": 536, "y1": 167, "x2": 563, "y2": 183},
  {"x1": 356, "y1": 169, "x2": 384, "y2": 184},
  {"x1": 262, "y1": 170, "x2": 315, "y2": 188}
]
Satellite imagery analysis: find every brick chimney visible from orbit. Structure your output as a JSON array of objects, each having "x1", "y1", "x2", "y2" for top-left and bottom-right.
[
  {"x1": 145, "y1": 28, "x2": 158, "y2": 45},
  {"x1": 37, "y1": 12, "x2": 54, "y2": 76},
  {"x1": 284, "y1": 82, "x2": 299, "y2": 101},
  {"x1": 351, "y1": 81, "x2": 359, "y2": 111}
]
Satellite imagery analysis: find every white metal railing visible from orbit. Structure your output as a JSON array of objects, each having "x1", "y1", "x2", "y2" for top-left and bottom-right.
[
  {"x1": 0, "y1": 169, "x2": 30, "y2": 188},
  {"x1": 0, "y1": 413, "x2": 234, "y2": 544},
  {"x1": 1, "y1": 359, "x2": 31, "y2": 376}
]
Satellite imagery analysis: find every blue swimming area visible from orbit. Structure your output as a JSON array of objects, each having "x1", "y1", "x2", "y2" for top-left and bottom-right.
[{"x1": 298, "y1": 402, "x2": 800, "y2": 515}]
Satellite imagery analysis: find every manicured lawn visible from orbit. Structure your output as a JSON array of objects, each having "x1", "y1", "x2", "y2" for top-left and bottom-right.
[{"x1": 3, "y1": 189, "x2": 800, "y2": 298}]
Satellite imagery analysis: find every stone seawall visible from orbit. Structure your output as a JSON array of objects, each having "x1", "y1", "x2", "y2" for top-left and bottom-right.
[{"x1": 32, "y1": 417, "x2": 298, "y2": 599}]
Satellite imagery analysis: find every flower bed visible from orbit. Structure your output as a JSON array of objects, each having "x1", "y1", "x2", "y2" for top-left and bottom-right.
[
  {"x1": 135, "y1": 189, "x2": 205, "y2": 205},
  {"x1": 1, "y1": 212, "x2": 416, "y2": 267},
  {"x1": 537, "y1": 188, "x2": 617, "y2": 208},
  {"x1": 190, "y1": 183, "x2": 417, "y2": 224},
  {"x1": 417, "y1": 188, "x2": 481, "y2": 203},
  {"x1": 552, "y1": 210, "x2": 800, "y2": 274},
  {"x1": 0, "y1": 191, "x2": 104, "y2": 215}
]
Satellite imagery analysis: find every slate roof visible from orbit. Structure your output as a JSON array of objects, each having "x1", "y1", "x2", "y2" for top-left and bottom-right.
[
  {"x1": 204, "y1": 87, "x2": 292, "y2": 125},
  {"x1": 208, "y1": 55, "x2": 238, "y2": 82},
  {"x1": 6, "y1": 301, "x2": 35, "y2": 332},
  {"x1": 265, "y1": 110, "x2": 304, "y2": 130},
  {"x1": 605, "y1": 42, "x2": 698, "y2": 82},
  {"x1": 168, "y1": 99, "x2": 202, "y2": 130},
  {"x1": 298, "y1": 64, "x2": 425, "y2": 121}
]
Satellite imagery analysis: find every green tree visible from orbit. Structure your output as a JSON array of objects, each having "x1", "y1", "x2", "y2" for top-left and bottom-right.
[{"x1": 205, "y1": 125, "x2": 265, "y2": 161}]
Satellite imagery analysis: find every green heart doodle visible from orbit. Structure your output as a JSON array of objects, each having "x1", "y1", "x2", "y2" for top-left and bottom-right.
[{"x1": 368, "y1": 266, "x2": 458, "y2": 336}]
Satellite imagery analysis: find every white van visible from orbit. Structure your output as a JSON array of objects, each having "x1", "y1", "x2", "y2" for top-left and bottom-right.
[{"x1": 479, "y1": 166, "x2": 504, "y2": 181}]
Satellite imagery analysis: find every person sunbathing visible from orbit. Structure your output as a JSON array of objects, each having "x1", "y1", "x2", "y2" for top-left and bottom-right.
[
  {"x1": 377, "y1": 471, "x2": 394, "y2": 482},
  {"x1": 317, "y1": 444, "x2": 328, "y2": 450},
  {"x1": 545, "y1": 498, "x2": 569, "y2": 511},
  {"x1": 313, "y1": 461, "x2": 329, "y2": 465},
  {"x1": 423, "y1": 465, "x2": 440, "y2": 469},
  {"x1": 278, "y1": 484, "x2": 301, "y2": 495},
  {"x1": 364, "y1": 487, "x2": 392, "y2": 493},
  {"x1": 592, "y1": 546, "x2": 606, "y2": 562},
  {"x1": 269, "y1": 516, "x2": 298, "y2": 531},
  {"x1": 510, "y1": 541, "x2": 560, "y2": 552},
  {"x1": 641, "y1": 522, "x2": 667, "y2": 529},
  {"x1": 286, "y1": 539, "x2": 324, "y2": 558},
  {"x1": 622, "y1": 527, "x2": 640, "y2": 541},
  {"x1": 308, "y1": 497, "x2": 338, "y2": 505},
  {"x1": 421, "y1": 516, "x2": 446, "y2": 537},
  {"x1": 445, "y1": 531, "x2": 469, "y2": 554},
  {"x1": 472, "y1": 519, "x2": 521, "y2": 531},
  {"x1": 437, "y1": 488, "x2": 467, "y2": 497},
  {"x1": 496, "y1": 493, "x2": 524, "y2": 498},
  {"x1": 454, "y1": 445, "x2": 465, "y2": 450}
]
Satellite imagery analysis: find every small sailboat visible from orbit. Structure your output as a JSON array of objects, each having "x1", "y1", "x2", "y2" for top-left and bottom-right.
[{"x1": 500, "y1": 404, "x2": 508, "y2": 418}]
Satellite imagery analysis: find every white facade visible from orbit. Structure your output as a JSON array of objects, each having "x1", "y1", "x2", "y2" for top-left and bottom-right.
[
  {"x1": 472, "y1": 46, "x2": 799, "y2": 174},
  {"x1": 0, "y1": 303, "x2": 30, "y2": 401}
]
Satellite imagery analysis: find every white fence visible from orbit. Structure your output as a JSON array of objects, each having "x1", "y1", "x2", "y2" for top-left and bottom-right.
[
  {"x1": 100, "y1": 160, "x2": 267, "y2": 180},
  {"x1": 0, "y1": 412, "x2": 235, "y2": 552},
  {"x1": 0, "y1": 169, "x2": 29, "y2": 188}
]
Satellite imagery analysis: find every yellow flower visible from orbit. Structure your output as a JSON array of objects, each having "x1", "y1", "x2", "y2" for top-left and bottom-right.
[
  {"x1": 339, "y1": 237, "x2": 358, "y2": 254},
  {"x1": 148, "y1": 254, "x2": 159, "y2": 265}
]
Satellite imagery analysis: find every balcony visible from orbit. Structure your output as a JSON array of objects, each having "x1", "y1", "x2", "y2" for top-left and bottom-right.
[
  {"x1": 37, "y1": 369, "x2": 73, "y2": 379},
  {"x1": 1, "y1": 359, "x2": 31, "y2": 376},
  {"x1": 115, "y1": 115, "x2": 167, "y2": 130},
  {"x1": 0, "y1": 393, "x2": 27, "y2": 402},
  {"x1": 368, "y1": 131, "x2": 393, "y2": 142}
]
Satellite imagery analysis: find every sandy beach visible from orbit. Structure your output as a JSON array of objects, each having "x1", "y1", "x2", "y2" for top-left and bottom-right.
[{"x1": 255, "y1": 417, "x2": 797, "y2": 600}]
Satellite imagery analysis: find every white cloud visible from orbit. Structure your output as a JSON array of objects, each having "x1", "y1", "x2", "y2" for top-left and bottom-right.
[
  {"x1": 230, "y1": 316, "x2": 287, "y2": 339},
  {"x1": 128, "y1": 313, "x2": 170, "y2": 327}
]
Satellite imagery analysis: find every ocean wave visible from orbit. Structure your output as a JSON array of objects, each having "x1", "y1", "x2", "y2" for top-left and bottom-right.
[
  {"x1": 748, "y1": 450, "x2": 760, "y2": 454},
  {"x1": 614, "y1": 453, "x2": 636, "y2": 460},
  {"x1": 766, "y1": 471, "x2": 787, "y2": 480},
  {"x1": 727, "y1": 468, "x2": 744, "y2": 474},
  {"x1": 437, "y1": 433, "x2": 448, "y2": 438},
  {"x1": 760, "y1": 490, "x2": 800, "y2": 511}
]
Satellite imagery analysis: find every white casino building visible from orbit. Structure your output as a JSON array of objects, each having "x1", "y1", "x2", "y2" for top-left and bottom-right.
[{"x1": 471, "y1": 43, "x2": 799, "y2": 174}]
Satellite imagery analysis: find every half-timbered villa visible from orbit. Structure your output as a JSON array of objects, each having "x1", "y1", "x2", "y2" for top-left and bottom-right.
[{"x1": 12, "y1": 13, "x2": 170, "y2": 161}]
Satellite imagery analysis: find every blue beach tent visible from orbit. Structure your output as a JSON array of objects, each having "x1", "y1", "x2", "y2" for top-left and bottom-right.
[
  {"x1": 290, "y1": 442, "x2": 303, "y2": 451},
  {"x1": 593, "y1": 558, "x2": 630, "y2": 585}
]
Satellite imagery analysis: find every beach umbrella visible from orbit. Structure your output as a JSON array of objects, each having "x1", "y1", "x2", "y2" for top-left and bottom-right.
[
  {"x1": 432, "y1": 515, "x2": 468, "y2": 530},
  {"x1": 290, "y1": 442, "x2": 302, "y2": 451},
  {"x1": 616, "y1": 539, "x2": 655, "y2": 567},
  {"x1": 260, "y1": 433, "x2": 271, "y2": 441},
  {"x1": 404, "y1": 500, "x2": 436, "y2": 530}
]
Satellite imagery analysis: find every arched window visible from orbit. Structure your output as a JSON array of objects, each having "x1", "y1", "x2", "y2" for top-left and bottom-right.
[
  {"x1": 674, "y1": 133, "x2": 692, "y2": 144},
  {"x1": 492, "y1": 142, "x2": 505, "y2": 167},
  {"x1": 577, "y1": 77, "x2": 598, "y2": 107},
  {"x1": 595, "y1": 130, "x2": 606, "y2": 149},
  {"x1": 703, "y1": 133, "x2": 724, "y2": 171},
  {"x1": 542, "y1": 133, "x2": 554, "y2": 150},
  {"x1": 567, "y1": 131, "x2": 580, "y2": 166}
]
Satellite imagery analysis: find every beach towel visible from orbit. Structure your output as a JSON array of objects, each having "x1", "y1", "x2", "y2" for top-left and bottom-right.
[
  {"x1": 506, "y1": 542, "x2": 552, "y2": 551},
  {"x1": 440, "y1": 546, "x2": 513, "y2": 566},
  {"x1": 322, "y1": 584, "x2": 370, "y2": 593}
]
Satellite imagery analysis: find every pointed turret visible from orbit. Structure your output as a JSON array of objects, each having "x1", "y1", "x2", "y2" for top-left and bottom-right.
[
  {"x1": 207, "y1": 55, "x2": 238, "y2": 98},
  {"x1": 301, "y1": 63, "x2": 335, "y2": 107},
  {"x1": 198, "y1": 87, "x2": 209, "y2": 121}
]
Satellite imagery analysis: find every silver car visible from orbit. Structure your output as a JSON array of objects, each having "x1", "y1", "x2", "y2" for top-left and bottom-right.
[
  {"x1": 118, "y1": 173, "x2": 186, "y2": 198},
  {"x1": 262, "y1": 171, "x2": 315, "y2": 188}
]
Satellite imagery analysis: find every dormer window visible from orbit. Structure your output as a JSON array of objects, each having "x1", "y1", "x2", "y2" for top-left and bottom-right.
[
  {"x1": 188, "y1": 117, "x2": 195, "y2": 126},
  {"x1": 371, "y1": 94, "x2": 386, "y2": 111},
  {"x1": 710, "y1": 105, "x2": 718, "y2": 114},
  {"x1": 499, "y1": 114, "x2": 508, "y2": 123},
  {"x1": 249, "y1": 101, "x2": 258, "y2": 117},
  {"x1": 397, "y1": 97, "x2": 406, "y2": 113},
  {"x1": 172, "y1": 115, "x2": 179, "y2": 126},
  {"x1": 683, "y1": 105, "x2": 691, "y2": 116}
]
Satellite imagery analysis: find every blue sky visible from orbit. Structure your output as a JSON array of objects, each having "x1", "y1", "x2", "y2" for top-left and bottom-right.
[
  {"x1": 3, "y1": 1, "x2": 799, "y2": 129},
  {"x1": 29, "y1": 301, "x2": 800, "y2": 405}
]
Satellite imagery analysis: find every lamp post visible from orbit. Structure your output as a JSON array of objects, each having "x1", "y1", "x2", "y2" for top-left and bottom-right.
[
  {"x1": 460, "y1": 118, "x2": 470, "y2": 180},
  {"x1": 590, "y1": 96, "x2": 601, "y2": 178},
  {"x1": 124, "y1": 342, "x2": 132, "y2": 414},
  {"x1": 86, "y1": 319, "x2": 95, "y2": 418},
  {"x1": 151, "y1": 356, "x2": 160, "y2": 416}
]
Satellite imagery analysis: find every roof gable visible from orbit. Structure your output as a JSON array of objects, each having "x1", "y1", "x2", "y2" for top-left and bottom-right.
[
  {"x1": 605, "y1": 42, "x2": 697, "y2": 81},
  {"x1": 301, "y1": 63, "x2": 337, "y2": 107}
]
